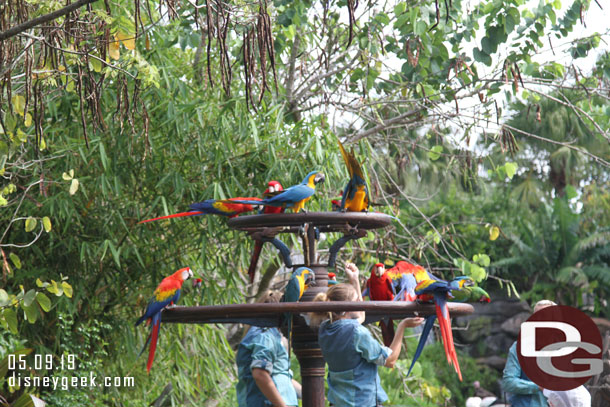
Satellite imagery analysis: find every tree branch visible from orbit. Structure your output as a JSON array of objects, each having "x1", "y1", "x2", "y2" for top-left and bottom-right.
[{"x1": 0, "y1": 0, "x2": 99, "y2": 41}]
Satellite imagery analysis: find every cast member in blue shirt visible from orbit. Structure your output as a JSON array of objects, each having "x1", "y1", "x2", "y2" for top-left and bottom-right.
[
  {"x1": 309, "y1": 263, "x2": 424, "y2": 407},
  {"x1": 236, "y1": 291, "x2": 301, "y2": 407},
  {"x1": 502, "y1": 299, "x2": 557, "y2": 407}
]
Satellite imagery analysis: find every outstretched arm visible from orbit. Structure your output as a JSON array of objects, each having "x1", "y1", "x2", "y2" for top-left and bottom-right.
[
  {"x1": 385, "y1": 317, "x2": 424, "y2": 368},
  {"x1": 345, "y1": 262, "x2": 365, "y2": 323}
]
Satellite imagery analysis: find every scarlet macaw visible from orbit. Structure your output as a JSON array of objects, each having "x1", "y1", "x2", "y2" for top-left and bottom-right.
[
  {"x1": 409, "y1": 277, "x2": 463, "y2": 381},
  {"x1": 247, "y1": 181, "x2": 285, "y2": 282},
  {"x1": 138, "y1": 197, "x2": 262, "y2": 224},
  {"x1": 364, "y1": 263, "x2": 396, "y2": 346},
  {"x1": 385, "y1": 260, "x2": 439, "y2": 301},
  {"x1": 327, "y1": 272, "x2": 338, "y2": 286},
  {"x1": 337, "y1": 139, "x2": 370, "y2": 212},
  {"x1": 227, "y1": 171, "x2": 325, "y2": 213},
  {"x1": 282, "y1": 267, "x2": 315, "y2": 354},
  {"x1": 135, "y1": 267, "x2": 194, "y2": 372}
]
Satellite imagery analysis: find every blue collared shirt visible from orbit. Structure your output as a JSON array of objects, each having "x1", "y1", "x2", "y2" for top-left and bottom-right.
[
  {"x1": 502, "y1": 342, "x2": 548, "y2": 407},
  {"x1": 236, "y1": 327, "x2": 297, "y2": 407},
  {"x1": 318, "y1": 318, "x2": 391, "y2": 407}
]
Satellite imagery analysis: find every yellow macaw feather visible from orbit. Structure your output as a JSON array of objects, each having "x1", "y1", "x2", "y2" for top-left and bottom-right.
[{"x1": 337, "y1": 138, "x2": 365, "y2": 180}]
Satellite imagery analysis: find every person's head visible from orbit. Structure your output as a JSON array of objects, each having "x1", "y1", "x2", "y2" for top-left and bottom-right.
[
  {"x1": 533, "y1": 299, "x2": 557, "y2": 313},
  {"x1": 256, "y1": 290, "x2": 282, "y2": 304},
  {"x1": 307, "y1": 283, "x2": 357, "y2": 327}
]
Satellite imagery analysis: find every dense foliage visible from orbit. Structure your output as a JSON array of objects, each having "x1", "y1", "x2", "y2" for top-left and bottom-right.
[{"x1": 1, "y1": 0, "x2": 608, "y2": 406}]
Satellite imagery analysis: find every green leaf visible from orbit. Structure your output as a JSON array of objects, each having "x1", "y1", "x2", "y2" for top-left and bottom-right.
[
  {"x1": 414, "y1": 21, "x2": 427, "y2": 36},
  {"x1": 3, "y1": 308, "x2": 18, "y2": 334},
  {"x1": 428, "y1": 145, "x2": 443, "y2": 161},
  {"x1": 23, "y1": 289, "x2": 36, "y2": 307},
  {"x1": 36, "y1": 292, "x2": 52, "y2": 312},
  {"x1": 565, "y1": 185, "x2": 578, "y2": 200},
  {"x1": 504, "y1": 162, "x2": 518, "y2": 179},
  {"x1": 481, "y1": 37, "x2": 495, "y2": 55},
  {"x1": 0, "y1": 289, "x2": 8, "y2": 306},
  {"x1": 25, "y1": 217, "x2": 37, "y2": 232},
  {"x1": 22, "y1": 302, "x2": 39, "y2": 323},
  {"x1": 12, "y1": 393, "x2": 37, "y2": 407},
  {"x1": 10, "y1": 252, "x2": 21, "y2": 269},
  {"x1": 473, "y1": 48, "x2": 492, "y2": 66},
  {"x1": 61, "y1": 282, "x2": 73, "y2": 298},
  {"x1": 394, "y1": 2, "x2": 406, "y2": 16},
  {"x1": 43, "y1": 216, "x2": 52, "y2": 232}
]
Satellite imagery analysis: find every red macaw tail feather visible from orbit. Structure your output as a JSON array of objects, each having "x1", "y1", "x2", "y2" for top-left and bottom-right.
[
  {"x1": 436, "y1": 303, "x2": 462, "y2": 381},
  {"x1": 247, "y1": 241, "x2": 264, "y2": 283},
  {"x1": 147, "y1": 320, "x2": 160, "y2": 373},
  {"x1": 379, "y1": 319, "x2": 395, "y2": 347},
  {"x1": 138, "y1": 211, "x2": 204, "y2": 224}
]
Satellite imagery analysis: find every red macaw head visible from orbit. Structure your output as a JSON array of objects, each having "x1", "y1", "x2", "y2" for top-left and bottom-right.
[
  {"x1": 328, "y1": 272, "x2": 336, "y2": 281},
  {"x1": 372, "y1": 263, "x2": 385, "y2": 277},
  {"x1": 331, "y1": 199, "x2": 341, "y2": 211},
  {"x1": 171, "y1": 267, "x2": 193, "y2": 282},
  {"x1": 265, "y1": 180, "x2": 283, "y2": 194},
  {"x1": 192, "y1": 277, "x2": 203, "y2": 289}
]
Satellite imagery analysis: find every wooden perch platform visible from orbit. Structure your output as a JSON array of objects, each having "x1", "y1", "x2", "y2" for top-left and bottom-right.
[{"x1": 162, "y1": 301, "x2": 474, "y2": 327}]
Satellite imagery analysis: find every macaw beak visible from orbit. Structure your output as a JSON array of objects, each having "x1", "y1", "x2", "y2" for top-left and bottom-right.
[
  {"x1": 314, "y1": 173, "x2": 325, "y2": 184},
  {"x1": 304, "y1": 271, "x2": 315, "y2": 287},
  {"x1": 375, "y1": 265, "x2": 385, "y2": 277},
  {"x1": 481, "y1": 296, "x2": 491, "y2": 303}
]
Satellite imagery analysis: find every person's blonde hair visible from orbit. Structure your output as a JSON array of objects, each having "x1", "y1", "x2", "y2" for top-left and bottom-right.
[{"x1": 308, "y1": 283, "x2": 356, "y2": 327}]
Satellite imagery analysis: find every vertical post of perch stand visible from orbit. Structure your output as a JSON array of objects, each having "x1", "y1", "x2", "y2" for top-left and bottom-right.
[
  {"x1": 292, "y1": 264, "x2": 328, "y2": 407},
  {"x1": 295, "y1": 225, "x2": 325, "y2": 407}
]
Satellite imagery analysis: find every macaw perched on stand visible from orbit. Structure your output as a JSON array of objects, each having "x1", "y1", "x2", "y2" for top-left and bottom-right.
[
  {"x1": 138, "y1": 198, "x2": 262, "y2": 224},
  {"x1": 417, "y1": 277, "x2": 490, "y2": 304},
  {"x1": 135, "y1": 267, "x2": 194, "y2": 372},
  {"x1": 364, "y1": 263, "x2": 396, "y2": 346},
  {"x1": 227, "y1": 171, "x2": 325, "y2": 213},
  {"x1": 337, "y1": 139, "x2": 370, "y2": 212},
  {"x1": 408, "y1": 277, "x2": 463, "y2": 381},
  {"x1": 281, "y1": 267, "x2": 315, "y2": 354},
  {"x1": 385, "y1": 260, "x2": 439, "y2": 301},
  {"x1": 247, "y1": 181, "x2": 285, "y2": 282}
]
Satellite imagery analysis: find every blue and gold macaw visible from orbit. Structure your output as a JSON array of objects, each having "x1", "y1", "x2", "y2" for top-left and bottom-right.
[
  {"x1": 135, "y1": 267, "x2": 194, "y2": 372},
  {"x1": 337, "y1": 139, "x2": 370, "y2": 212},
  {"x1": 227, "y1": 171, "x2": 325, "y2": 213},
  {"x1": 282, "y1": 267, "x2": 315, "y2": 354}
]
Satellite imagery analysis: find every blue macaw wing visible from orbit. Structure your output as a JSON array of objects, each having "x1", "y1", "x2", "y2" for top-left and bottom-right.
[{"x1": 265, "y1": 184, "x2": 314, "y2": 207}]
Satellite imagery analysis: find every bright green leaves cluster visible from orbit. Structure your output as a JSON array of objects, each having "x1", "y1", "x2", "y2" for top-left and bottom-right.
[
  {"x1": 0, "y1": 278, "x2": 71, "y2": 334},
  {"x1": 453, "y1": 253, "x2": 489, "y2": 283}
]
